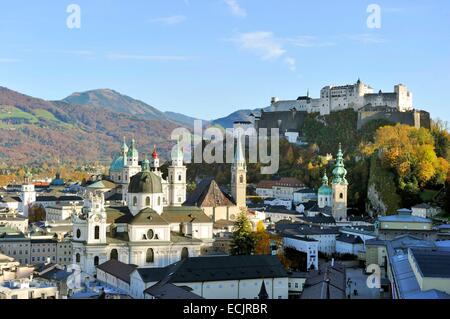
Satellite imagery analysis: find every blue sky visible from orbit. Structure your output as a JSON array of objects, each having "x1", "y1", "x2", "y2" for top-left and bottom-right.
[{"x1": 0, "y1": 0, "x2": 449, "y2": 121}]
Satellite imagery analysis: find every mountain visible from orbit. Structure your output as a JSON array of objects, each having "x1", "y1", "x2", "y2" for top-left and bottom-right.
[
  {"x1": 0, "y1": 87, "x2": 180, "y2": 166},
  {"x1": 62, "y1": 89, "x2": 168, "y2": 121},
  {"x1": 211, "y1": 109, "x2": 256, "y2": 128},
  {"x1": 164, "y1": 111, "x2": 209, "y2": 128}
]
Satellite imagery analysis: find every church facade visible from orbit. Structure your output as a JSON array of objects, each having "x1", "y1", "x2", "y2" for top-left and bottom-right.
[{"x1": 72, "y1": 141, "x2": 213, "y2": 275}]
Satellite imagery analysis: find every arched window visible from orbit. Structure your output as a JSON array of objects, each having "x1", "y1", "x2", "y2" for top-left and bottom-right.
[
  {"x1": 76, "y1": 253, "x2": 80, "y2": 263},
  {"x1": 339, "y1": 193, "x2": 344, "y2": 199},
  {"x1": 181, "y1": 247, "x2": 189, "y2": 260},
  {"x1": 133, "y1": 196, "x2": 138, "y2": 206},
  {"x1": 94, "y1": 226, "x2": 100, "y2": 240},
  {"x1": 178, "y1": 174, "x2": 182, "y2": 182},
  {"x1": 76, "y1": 229, "x2": 81, "y2": 239},
  {"x1": 239, "y1": 175, "x2": 244, "y2": 183},
  {"x1": 110, "y1": 249, "x2": 118, "y2": 260},
  {"x1": 146, "y1": 248, "x2": 154, "y2": 263},
  {"x1": 94, "y1": 256, "x2": 99, "y2": 266},
  {"x1": 146, "y1": 196, "x2": 151, "y2": 206}
]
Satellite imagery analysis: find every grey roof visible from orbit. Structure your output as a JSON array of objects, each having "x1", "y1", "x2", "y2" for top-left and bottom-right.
[
  {"x1": 184, "y1": 178, "x2": 235, "y2": 207},
  {"x1": 336, "y1": 234, "x2": 364, "y2": 244},
  {"x1": 294, "y1": 188, "x2": 316, "y2": 194},
  {"x1": 298, "y1": 213, "x2": 336, "y2": 225},
  {"x1": 378, "y1": 214, "x2": 431, "y2": 223},
  {"x1": 137, "y1": 255, "x2": 287, "y2": 284},
  {"x1": 128, "y1": 171, "x2": 163, "y2": 194},
  {"x1": 97, "y1": 259, "x2": 138, "y2": 283},
  {"x1": 128, "y1": 208, "x2": 169, "y2": 226},
  {"x1": 281, "y1": 225, "x2": 340, "y2": 237},
  {"x1": 301, "y1": 262, "x2": 346, "y2": 299},
  {"x1": 410, "y1": 249, "x2": 450, "y2": 278},
  {"x1": 412, "y1": 203, "x2": 433, "y2": 209},
  {"x1": 144, "y1": 283, "x2": 203, "y2": 299}
]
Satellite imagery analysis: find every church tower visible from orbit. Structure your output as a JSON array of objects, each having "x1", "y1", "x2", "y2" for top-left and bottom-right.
[
  {"x1": 151, "y1": 145, "x2": 161, "y2": 177},
  {"x1": 168, "y1": 142, "x2": 187, "y2": 206},
  {"x1": 318, "y1": 172, "x2": 332, "y2": 209},
  {"x1": 331, "y1": 144, "x2": 348, "y2": 221},
  {"x1": 231, "y1": 136, "x2": 247, "y2": 209},
  {"x1": 72, "y1": 190, "x2": 107, "y2": 275},
  {"x1": 122, "y1": 138, "x2": 141, "y2": 202},
  {"x1": 20, "y1": 170, "x2": 36, "y2": 217}
]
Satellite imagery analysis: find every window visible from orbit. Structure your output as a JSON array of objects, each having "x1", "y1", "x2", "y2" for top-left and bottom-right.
[
  {"x1": 76, "y1": 229, "x2": 81, "y2": 239},
  {"x1": 181, "y1": 247, "x2": 189, "y2": 260},
  {"x1": 133, "y1": 196, "x2": 138, "y2": 206},
  {"x1": 157, "y1": 197, "x2": 161, "y2": 206},
  {"x1": 76, "y1": 253, "x2": 80, "y2": 263},
  {"x1": 178, "y1": 174, "x2": 182, "y2": 181},
  {"x1": 239, "y1": 175, "x2": 244, "y2": 183},
  {"x1": 145, "y1": 196, "x2": 151, "y2": 206},
  {"x1": 94, "y1": 226, "x2": 100, "y2": 240},
  {"x1": 110, "y1": 249, "x2": 118, "y2": 260},
  {"x1": 94, "y1": 256, "x2": 99, "y2": 266},
  {"x1": 147, "y1": 229, "x2": 154, "y2": 240},
  {"x1": 339, "y1": 193, "x2": 343, "y2": 199},
  {"x1": 146, "y1": 249, "x2": 154, "y2": 263}
]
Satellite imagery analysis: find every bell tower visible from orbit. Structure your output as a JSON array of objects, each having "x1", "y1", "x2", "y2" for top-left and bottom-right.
[
  {"x1": 168, "y1": 142, "x2": 187, "y2": 206},
  {"x1": 21, "y1": 170, "x2": 36, "y2": 217},
  {"x1": 231, "y1": 135, "x2": 247, "y2": 209},
  {"x1": 331, "y1": 144, "x2": 348, "y2": 221}
]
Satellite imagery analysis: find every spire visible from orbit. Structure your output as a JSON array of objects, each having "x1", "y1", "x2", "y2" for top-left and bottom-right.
[
  {"x1": 322, "y1": 171, "x2": 329, "y2": 186},
  {"x1": 121, "y1": 137, "x2": 128, "y2": 153},
  {"x1": 307, "y1": 88, "x2": 310, "y2": 98},
  {"x1": 141, "y1": 155, "x2": 150, "y2": 172},
  {"x1": 234, "y1": 136, "x2": 245, "y2": 165},
  {"x1": 332, "y1": 143, "x2": 348, "y2": 184},
  {"x1": 127, "y1": 138, "x2": 138, "y2": 158},
  {"x1": 152, "y1": 145, "x2": 159, "y2": 160},
  {"x1": 258, "y1": 280, "x2": 269, "y2": 300}
]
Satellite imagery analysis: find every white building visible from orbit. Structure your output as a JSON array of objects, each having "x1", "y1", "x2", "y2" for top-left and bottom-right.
[
  {"x1": 267, "y1": 80, "x2": 413, "y2": 116},
  {"x1": 255, "y1": 178, "x2": 304, "y2": 200},
  {"x1": 335, "y1": 234, "x2": 364, "y2": 256},
  {"x1": 129, "y1": 255, "x2": 289, "y2": 299},
  {"x1": 283, "y1": 235, "x2": 319, "y2": 270},
  {"x1": 0, "y1": 277, "x2": 59, "y2": 299}
]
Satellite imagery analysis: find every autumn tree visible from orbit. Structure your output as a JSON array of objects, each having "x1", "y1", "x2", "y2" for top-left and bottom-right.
[
  {"x1": 370, "y1": 124, "x2": 449, "y2": 190},
  {"x1": 230, "y1": 210, "x2": 256, "y2": 256},
  {"x1": 254, "y1": 221, "x2": 271, "y2": 255}
]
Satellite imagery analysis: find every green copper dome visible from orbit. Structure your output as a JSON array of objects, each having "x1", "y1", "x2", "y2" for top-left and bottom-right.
[
  {"x1": 128, "y1": 171, "x2": 163, "y2": 194},
  {"x1": 318, "y1": 172, "x2": 332, "y2": 195},
  {"x1": 127, "y1": 139, "x2": 139, "y2": 158},
  {"x1": 332, "y1": 143, "x2": 348, "y2": 184},
  {"x1": 110, "y1": 156, "x2": 125, "y2": 171}
]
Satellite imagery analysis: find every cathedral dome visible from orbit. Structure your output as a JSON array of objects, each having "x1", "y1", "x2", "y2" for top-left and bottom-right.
[
  {"x1": 110, "y1": 156, "x2": 125, "y2": 171},
  {"x1": 128, "y1": 171, "x2": 163, "y2": 194},
  {"x1": 318, "y1": 184, "x2": 332, "y2": 196}
]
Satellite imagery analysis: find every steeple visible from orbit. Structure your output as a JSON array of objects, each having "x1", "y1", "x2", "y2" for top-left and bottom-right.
[
  {"x1": 332, "y1": 143, "x2": 348, "y2": 185},
  {"x1": 121, "y1": 137, "x2": 128, "y2": 153},
  {"x1": 151, "y1": 145, "x2": 161, "y2": 175},
  {"x1": 234, "y1": 135, "x2": 246, "y2": 166},
  {"x1": 322, "y1": 172, "x2": 329, "y2": 186},
  {"x1": 258, "y1": 280, "x2": 269, "y2": 300},
  {"x1": 231, "y1": 135, "x2": 247, "y2": 208},
  {"x1": 141, "y1": 156, "x2": 150, "y2": 172}
]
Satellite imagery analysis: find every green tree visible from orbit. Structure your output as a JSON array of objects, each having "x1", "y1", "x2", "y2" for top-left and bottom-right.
[{"x1": 230, "y1": 210, "x2": 256, "y2": 256}]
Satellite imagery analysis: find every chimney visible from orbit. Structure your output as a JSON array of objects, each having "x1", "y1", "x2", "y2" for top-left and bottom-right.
[
  {"x1": 271, "y1": 97, "x2": 279, "y2": 104},
  {"x1": 331, "y1": 258, "x2": 335, "y2": 267}
]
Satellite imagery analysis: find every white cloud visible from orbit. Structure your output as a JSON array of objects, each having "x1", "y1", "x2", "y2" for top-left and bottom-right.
[
  {"x1": 287, "y1": 36, "x2": 335, "y2": 48},
  {"x1": 149, "y1": 15, "x2": 186, "y2": 26},
  {"x1": 346, "y1": 33, "x2": 386, "y2": 44},
  {"x1": 284, "y1": 57, "x2": 296, "y2": 71},
  {"x1": 106, "y1": 53, "x2": 190, "y2": 61},
  {"x1": 224, "y1": 0, "x2": 247, "y2": 17},
  {"x1": 231, "y1": 31, "x2": 285, "y2": 60},
  {"x1": 0, "y1": 58, "x2": 20, "y2": 63}
]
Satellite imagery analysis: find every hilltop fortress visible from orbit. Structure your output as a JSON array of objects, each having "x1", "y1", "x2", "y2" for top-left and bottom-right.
[{"x1": 253, "y1": 79, "x2": 430, "y2": 136}]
